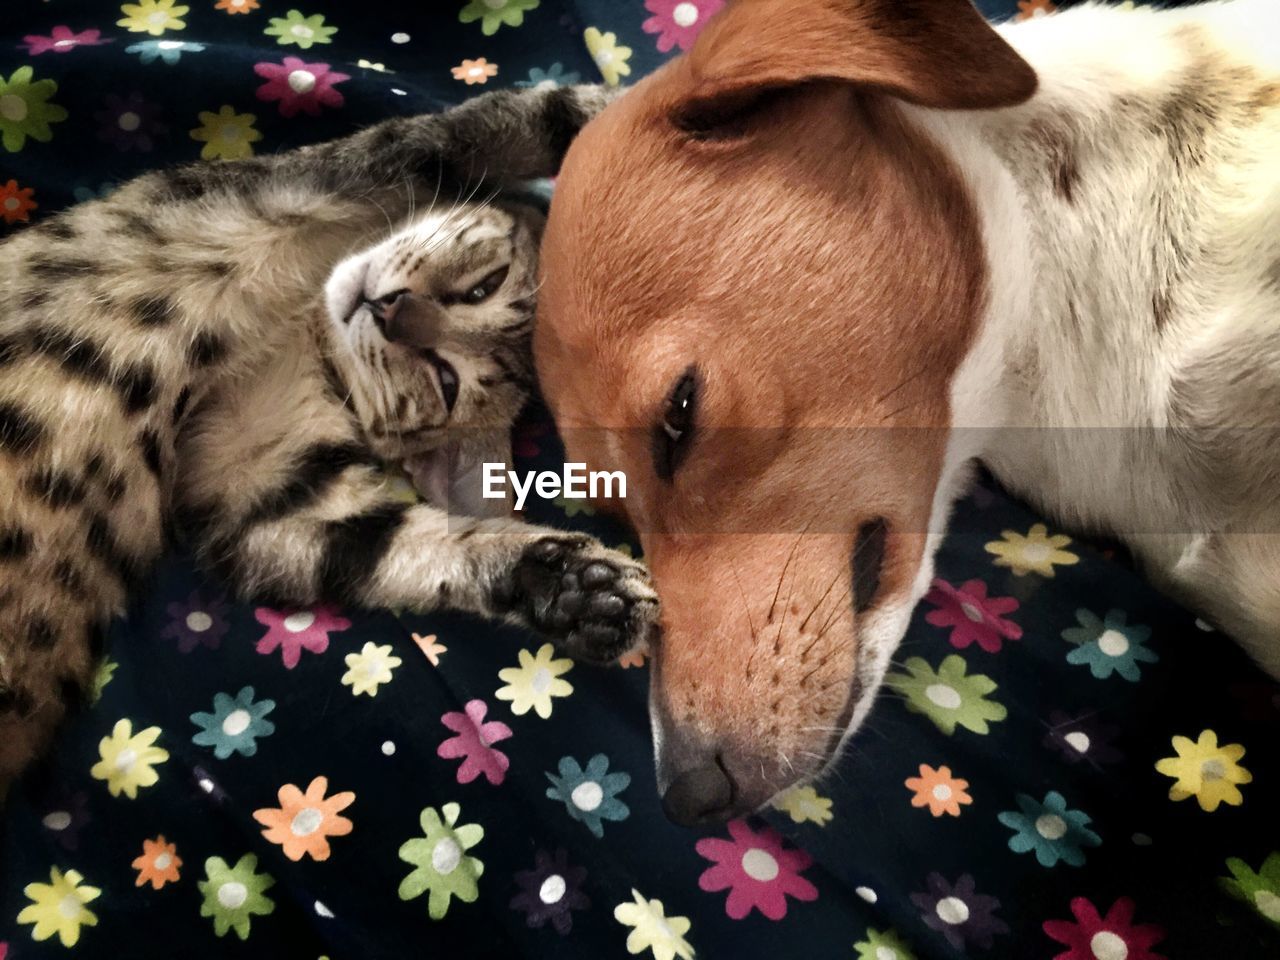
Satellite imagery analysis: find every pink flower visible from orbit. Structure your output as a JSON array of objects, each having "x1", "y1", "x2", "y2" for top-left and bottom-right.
[
  {"x1": 642, "y1": 0, "x2": 725, "y2": 53},
  {"x1": 695, "y1": 819, "x2": 818, "y2": 920},
  {"x1": 1043, "y1": 897, "x2": 1167, "y2": 960},
  {"x1": 254, "y1": 57, "x2": 349, "y2": 118},
  {"x1": 23, "y1": 26, "x2": 109, "y2": 56},
  {"x1": 924, "y1": 578, "x2": 1022, "y2": 653},
  {"x1": 437, "y1": 699, "x2": 512, "y2": 786},
  {"x1": 253, "y1": 604, "x2": 351, "y2": 668}
]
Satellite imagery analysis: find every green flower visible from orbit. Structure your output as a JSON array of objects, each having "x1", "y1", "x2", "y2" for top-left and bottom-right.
[
  {"x1": 854, "y1": 927, "x2": 917, "y2": 960},
  {"x1": 90, "y1": 659, "x2": 117, "y2": 705},
  {"x1": 554, "y1": 494, "x2": 595, "y2": 517},
  {"x1": 886, "y1": 654, "x2": 1007, "y2": 735},
  {"x1": 460, "y1": 0, "x2": 541, "y2": 35},
  {"x1": 0, "y1": 66, "x2": 68, "y2": 153},
  {"x1": 1221, "y1": 852, "x2": 1280, "y2": 927},
  {"x1": 399, "y1": 802, "x2": 484, "y2": 920},
  {"x1": 198, "y1": 853, "x2": 275, "y2": 940},
  {"x1": 264, "y1": 9, "x2": 337, "y2": 49}
]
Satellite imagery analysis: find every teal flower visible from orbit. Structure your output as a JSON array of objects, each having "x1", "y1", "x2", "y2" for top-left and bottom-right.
[
  {"x1": 264, "y1": 10, "x2": 337, "y2": 49},
  {"x1": 546, "y1": 754, "x2": 630, "y2": 838},
  {"x1": 190, "y1": 687, "x2": 276, "y2": 759},
  {"x1": 997, "y1": 790, "x2": 1100, "y2": 867},
  {"x1": 1063, "y1": 608, "x2": 1157, "y2": 680},
  {"x1": 125, "y1": 39, "x2": 206, "y2": 64},
  {"x1": 515, "y1": 62, "x2": 581, "y2": 89},
  {"x1": 459, "y1": 0, "x2": 541, "y2": 36}
]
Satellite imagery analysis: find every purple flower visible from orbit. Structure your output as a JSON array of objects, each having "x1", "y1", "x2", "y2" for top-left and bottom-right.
[
  {"x1": 93, "y1": 92, "x2": 166, "y2": 153},
  {"x1": 36, "y1": 787, "x2": 90, "y2": 852},
  {"x1": 162, "y1": 590, "x2": 229, "y2": 653},
  {"x1": 910, "y1": 872, "x2": 1009, "y2": 951},
  {"x1": 510, "y1": 848, "x2": 590, "y2": 934},
  {"x1": 1043, "y1": 709, "x2": 1123, "y2": 768}
]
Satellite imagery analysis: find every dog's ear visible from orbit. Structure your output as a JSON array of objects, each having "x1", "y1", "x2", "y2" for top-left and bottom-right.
[{"x1": 676, "y1": 0, "x2": 1036, "y2": 128}]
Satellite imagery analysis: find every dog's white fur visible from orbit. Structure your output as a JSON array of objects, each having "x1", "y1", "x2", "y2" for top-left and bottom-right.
[{"x1": 890, "y1": 0, "x2": 1280, "y2": 678}]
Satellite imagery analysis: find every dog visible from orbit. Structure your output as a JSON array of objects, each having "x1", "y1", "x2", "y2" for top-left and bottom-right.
[{"x1": 534, "y1": 0, "x2": 1280, "y2": 825}]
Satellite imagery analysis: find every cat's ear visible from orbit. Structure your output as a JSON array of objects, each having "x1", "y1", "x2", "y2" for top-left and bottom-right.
[{"x1": 405, "y1": 434, "x2": 513, "y2": 519}]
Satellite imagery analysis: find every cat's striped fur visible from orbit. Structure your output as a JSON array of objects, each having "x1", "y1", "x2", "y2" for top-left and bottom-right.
[{"x1": 0, "y1": 85, "x2": 657, "y2": 782}]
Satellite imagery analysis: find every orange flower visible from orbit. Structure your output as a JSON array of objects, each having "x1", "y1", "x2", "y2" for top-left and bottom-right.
[
  {"x1": 215, "y1": 0, "x2": 260, "y2": 13},
  {"x1": 618, "y1": 648, "x2": 647, "y2": 669},
  {"x1": 0, "y1": 179, "x2": 37, "y2": 225},
  {"x1": 253, "y1": 775, "x2": 354, "y2": 862},
  {"x1": 905, "y1": 763, "x2": 972, "y2": 817},
  {"x1": 451, "y1": 58, "x2": 497, "y2": 85},
  {"x1": 1016, "y1": 0, "x2": 1056, "y2": 20},
  {"x1": 132, "y1": 835, "x2": 182, "y2": 889}
]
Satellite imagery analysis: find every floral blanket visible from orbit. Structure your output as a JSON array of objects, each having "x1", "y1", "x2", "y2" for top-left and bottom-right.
[{"x1": 1, "y1": 1, "x2": 1278, "y2": 958}]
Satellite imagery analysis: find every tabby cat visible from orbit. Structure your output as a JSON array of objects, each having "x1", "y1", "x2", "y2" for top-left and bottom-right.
[{"x1": 0, "y1": 85, "x2": 657, "y2": 781}]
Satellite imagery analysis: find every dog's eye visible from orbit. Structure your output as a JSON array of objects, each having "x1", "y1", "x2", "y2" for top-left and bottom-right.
[
  {"x1": 653, "y1": 369, "x2": 698, "y2": 482},
  {"x1": 450, "y1": 265, "x2": 510, "y2": 306}
]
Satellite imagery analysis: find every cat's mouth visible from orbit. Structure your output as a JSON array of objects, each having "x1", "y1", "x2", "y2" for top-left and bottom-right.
[{"x1": 420, "y1": 349, "x2": 460, "y2": 416}]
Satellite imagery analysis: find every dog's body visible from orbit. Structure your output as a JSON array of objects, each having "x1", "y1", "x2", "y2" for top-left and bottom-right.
[{"x1": 537, "y1": 0, "x2": 1280, "y2": 823}]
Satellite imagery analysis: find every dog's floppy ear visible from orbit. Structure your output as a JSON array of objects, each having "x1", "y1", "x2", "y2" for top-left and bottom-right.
[{"x1": 677, "y1": 0, "x2": 1036, "y2": 125}]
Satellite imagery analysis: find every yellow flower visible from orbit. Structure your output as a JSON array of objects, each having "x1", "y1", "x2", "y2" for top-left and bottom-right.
[
  {"x1": 614, "y1": 888, "x2": 694, "y2": 960},
  {"x1": 984, "y1": 523, "x2": 1079, "y2": 577},
  {"x1": 495, "y1": 643, "x2": 573, "y2": 719},
  {"x1": 341, "y1": 641, "x2": 402, "y2": 697},
  {"x1": 1155, "y1": 729, "x2": 1252, "y2": 812},
  {"x1": 771, "y1": 784, "x2": 834, "y2": 825},
  {"x1": 17, "y1": 867, "x2": 101, "y2": 947},
  {"x1": 189, "y1": 105, "x2": 262, "y2": 161},
  {"x1": 90, "y1": 718, "x2": 168, "y2": 799},
  {"x1": 584, "y1": 27, "x2": 632, "y2": 87},
  {"x1": 118, "y1": 0, "x2": 189, "y2": 36}
]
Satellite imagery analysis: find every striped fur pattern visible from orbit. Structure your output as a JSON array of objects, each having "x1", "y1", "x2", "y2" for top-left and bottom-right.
[{"x1": 0, "y1": 85, "x2": 657, "y2": 782}]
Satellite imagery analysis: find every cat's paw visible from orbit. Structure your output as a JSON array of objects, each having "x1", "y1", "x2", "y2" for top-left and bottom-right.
[{"x1": 493, "y1": 535, "x2": 658, "y2": 663}]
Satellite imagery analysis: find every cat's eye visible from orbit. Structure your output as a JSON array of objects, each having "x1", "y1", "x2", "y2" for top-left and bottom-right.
[
  {"x1": 451, "y1": 265, "x2": 510, "y2": 306},
  {"x1": 652, "y1": 369, "x2": 698, "y2": 482}
]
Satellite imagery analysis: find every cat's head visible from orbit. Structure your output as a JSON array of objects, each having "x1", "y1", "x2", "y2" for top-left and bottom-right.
[{"x1": 323, "y1": 201, "x2": 543, "y2": 475}]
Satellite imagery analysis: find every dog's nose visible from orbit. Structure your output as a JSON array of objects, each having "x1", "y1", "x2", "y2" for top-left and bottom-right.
[{"x1": 661, "y1": 756, "x2": 737, "y2": 826}]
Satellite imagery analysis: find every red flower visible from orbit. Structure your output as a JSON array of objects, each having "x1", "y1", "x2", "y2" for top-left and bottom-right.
[
  {"x1": 0, "y1": 180, "x2": 37, "y2": 225},
  {"x1": 1043, "y1": 897, "x2": 1167, "y2": 960},
  {"x1": 924, "y1": 578, "x2": 1022, "y2": 653},
  {"x1": 254, "y1": 58, "x2": 349, "y2": 118},
  {"x1": 253, "y1": 604, "x2": 350, "y2": 668},
  {"x1": 438, "y1": 699, "x2": 513, "y2": 786},
  {"x1": 642, "y1": 0, "x2": 725, "y2": 53},
  {"x1": 23, "y1": 26, "x2": 109, "y2": 56},
  {"x1": 696, "y1": 819, "x2": 818, "y2": 920}
]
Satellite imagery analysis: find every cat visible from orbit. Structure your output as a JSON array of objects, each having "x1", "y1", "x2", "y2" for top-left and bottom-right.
[{"x1": 0, "y1": 84, "x2": 657, "y2": 782}]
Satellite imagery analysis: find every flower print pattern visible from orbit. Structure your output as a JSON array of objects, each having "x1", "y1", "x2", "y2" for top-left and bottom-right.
[
  {"x1": 1042, "y1": 896, "x2": 1167, "y2": 960},
  {"x1": 1155, "y1": 729, "x2": 1252, "y2": 811},
  {"x1": 342, "y1": 641, "x2": 402, "y2": 696},
  {"x1": 398, "y1": 803, "x2": 484, "y2": 920},
  {"x1": 414, "y1": 632, "x2": 447, "y2": 665},
  {"x1": 190, "y1": 686, "x2": 276, "y2": 758},
  {"x1": 162, "y1": 590, "x2": 230, "y2": 652},
  {"x1": 265, "y1": 10, "x2": 338, "y2": 49},
  {"x1": 1017, "y1": 0, "x2": 1058, "y2": 20},
  {"x1": 510, "y1": 848, "x2": 590, "y2": 934},
  {"x1": 1063, "y1": 608, "x2": 1158, "y2": 680},
  {"x1": 216, "y1": 0, "x2": 260, "y2": 12},
  {"x1": 853, "y1": 928, "x2": 917, "y2": 960},
  {"x1": 1043, "y1": 710, "x2": 1123, "y2": 767},
  {"x1": 696, "y1": 819, "x2": 818, "y2": 920},
  {"x1": 0, "y1": 179, "x2": 36, "y2": 224},
  {"x1": 614, "y1": 889, "x2": 694, "y2": 960},
  {"x1": 94, "y1": 92, "x2": 165, "y2": 152},
  {"x1": 118, "y1": 0, "x2": 190, "y2": 36},
  {"x1": 190, "y1": 105, "x2": 263, "y2": 160},
  {"x1": 198, "y1": 854, "x2": 275, "y2": 939},
  {"x1": 584, "y1": 27, "x2": 632, "y2": 86},
  {"x1": 452, "y1": 57, "x2": 498, "y2": 85},
  {"x1": 253, "y1": 776, "x2": 355, "y2": 862},
  {"x1": 546, "y1": 754, "x2": 630, "y2": 837},
  {"x1": 90, "y1": 719, "x2": 168, "y2": 798},
  {"x1": 36, "y1": 787, "x2": 90, "y2": 851},
  {"x1": 515, "y1": 63, "x2": 580, "y2": 89},
  {"x1": 910, "y1": 873, "x2": 1008, "y2": 951},
  {"x1": 132, "y1": 835, "x2": 182, "y2": 889},
  {"x1": 459, "y1": 0, "x2": 541, "y2": 36},
  {"x1": 985, "y1": 523, "x2": 1080, "y2": 576},
  {"x1": 496, "y1": 643, "x2": 573, "y2": 718},
  {"x1": 886, "y1": 655, "x2": 1008, "y2": 735},
  {"x1": 17, "y1": 867, "x2": 100, "y2": 947},
  {"x1": 1221, "y1": 852, "x2": 1280, "y2": 926},
  {"x1": 23, "y1": 26, "x2": 109, "y2": 56},
  {"x1": 924, "y1": 578, "x2": 1022, "y2": 652},
  {"x1": 0, "y1": 66, "x2": 68, "y2": 153},
  {"x1": 642, "y1": 0, "x2": 724, "y2": 53},
  {"x1": 438, "y1": 699, "x2": 512, "y2": 786},
  {"x1": 254, "y1": 58, "x2": 349, "y2": 118},
  {"x1": 998, "y1": 791, "x2": 1101, "y2": 867},
  {"x1": 770, "y1": 784, "x2": 833, "y2": 825},
  {"x1": 126, "y1": 38, "x2": 206, "y2": 64},
  {"x1": 254, "y1": 604, "x2": 349, "y2": 668},
  {"x1": 905, "y1": 764, "x2": 972, "y2": 817}
]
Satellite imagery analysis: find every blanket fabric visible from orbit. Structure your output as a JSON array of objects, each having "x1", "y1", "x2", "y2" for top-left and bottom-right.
[{"x1": 1, "y1": 1, "x2": 1277, "y2": 958}]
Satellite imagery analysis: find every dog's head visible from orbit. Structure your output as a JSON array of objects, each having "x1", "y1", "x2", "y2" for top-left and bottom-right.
[{"x1": 536, "y1": 0, "x2": 1036, "y2": 823}]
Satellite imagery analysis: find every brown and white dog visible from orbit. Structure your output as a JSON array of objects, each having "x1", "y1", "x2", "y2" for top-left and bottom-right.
[{"x1": 535, "y1": 0, "x2": 1280, "y2": 824}]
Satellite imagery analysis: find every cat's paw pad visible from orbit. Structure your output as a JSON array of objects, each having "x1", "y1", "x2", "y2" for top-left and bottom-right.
[{"x1": 496, "y1": 536, "x2": 658, "y2": 663}]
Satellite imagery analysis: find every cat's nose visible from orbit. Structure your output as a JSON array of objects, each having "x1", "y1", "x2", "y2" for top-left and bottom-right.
[{"x1": 371, "y1": 293, "x2": 446, "y2": 349}]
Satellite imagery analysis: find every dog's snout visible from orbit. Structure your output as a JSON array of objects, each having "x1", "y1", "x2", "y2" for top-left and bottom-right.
[{"x1": 660, "y1": 754, "x2": 738, "y2": 827}]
